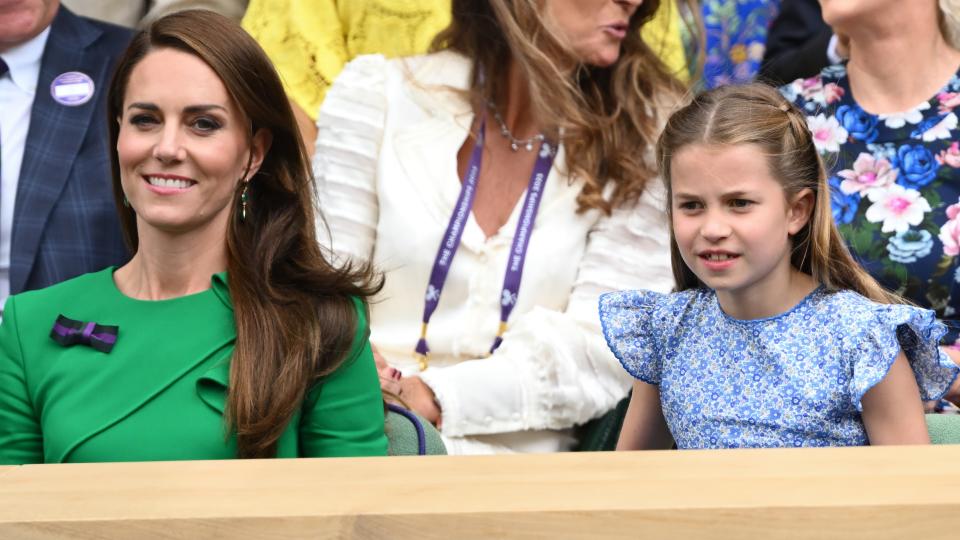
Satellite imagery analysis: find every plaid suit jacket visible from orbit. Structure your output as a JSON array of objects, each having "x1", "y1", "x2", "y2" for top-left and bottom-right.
[{"x1": 10, "y1": 7, "x2": 132, "y2": 295}]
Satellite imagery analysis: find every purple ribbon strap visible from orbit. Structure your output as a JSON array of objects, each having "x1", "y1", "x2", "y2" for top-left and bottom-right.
[
  {"x1": 50, "y1": 314, "x2": 118, "y2": 353},
  {"x1": 414, "y1": 115, "x2": 555, "y2": 370}
]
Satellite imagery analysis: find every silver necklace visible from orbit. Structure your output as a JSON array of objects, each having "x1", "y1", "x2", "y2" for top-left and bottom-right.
[{"x1": 487, "y1": 101, "x2": 545, "y2": 152}]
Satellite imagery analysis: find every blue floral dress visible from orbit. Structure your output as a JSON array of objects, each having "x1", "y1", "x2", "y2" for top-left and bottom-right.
[
  {"x1": 782, "y1": 65, "x2": 960, "y2": 343},
  {"x1": 599, "y1": 287, "x2": 959, "y2": 449},
  {"x1": 702, "y1": 0, "x2": 780, "y2": 88}
]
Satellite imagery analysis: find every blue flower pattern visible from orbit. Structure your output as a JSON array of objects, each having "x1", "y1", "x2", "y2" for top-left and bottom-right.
[
  {"x1": 599, "y1": 288, "x2": 960, "y2": 449},
  {"x1": 828, "y1": 174, "x2": 860, "y2": 225},
  {"x1": 702, "y1": 0, "x2": 780, "y2": 89},
  {"x1": 895, "y1": 144, "x2": 938, "y2": 190},
  {"x1": 836, "y1": 104, "x2": 880, "y2": 144},
  {"x1": 783, "y1": 65, "x2": 960, "y2": 342},
  {"x1": 911, "y1": 114, "x2": 951, "y2": 140},
  {"x1": 887, "y1": 230, "x2": 934, "y2": 263}
]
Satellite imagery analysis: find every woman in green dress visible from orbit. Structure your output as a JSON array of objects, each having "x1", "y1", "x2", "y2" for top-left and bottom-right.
[{"x1": 0, "y1": 10, "x2": 388, "y2": 464}]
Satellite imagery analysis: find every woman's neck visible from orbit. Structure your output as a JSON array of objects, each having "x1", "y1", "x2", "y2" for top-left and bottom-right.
[
  {"x1": 114, "y1": 221, "x2": 229, "y2": 301},
  {"x1": 494, "y1": 58, "x2": 540, "y2": 139},
  {"x1": 845, "y1": 12, "x2": 960, "y2": 114}
]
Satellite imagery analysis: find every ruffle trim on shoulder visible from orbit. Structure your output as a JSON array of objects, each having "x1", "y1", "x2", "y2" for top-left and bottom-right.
[
  {"x1": 314, "y1": 56, "x2": 389, "y2": 176},
  {"x1": 317, "y1": 54, "x2": 389, "y2": 135},
  {"x1": 850, "y1": 303, "x2": 960, "y2": 411},
  {"x1": 598, "y1": 290, "x2": 667, "y2": 385}
]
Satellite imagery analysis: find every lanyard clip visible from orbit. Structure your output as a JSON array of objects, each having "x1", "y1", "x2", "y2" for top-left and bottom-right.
[{"x1": 414, "y1": 322, "x2": 430, "y2": 371}]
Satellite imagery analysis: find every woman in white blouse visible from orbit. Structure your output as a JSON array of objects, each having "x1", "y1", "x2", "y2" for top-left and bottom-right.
[{"x1": 313, "y1": 0, "x2": 683, "y2": 454}]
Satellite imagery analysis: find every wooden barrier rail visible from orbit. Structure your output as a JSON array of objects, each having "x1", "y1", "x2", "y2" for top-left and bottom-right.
[{"x1": 1, "y1": 446, "x2": 959, "y2": 539}]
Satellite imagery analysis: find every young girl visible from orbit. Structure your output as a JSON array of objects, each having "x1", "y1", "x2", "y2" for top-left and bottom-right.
[{"x1": 600, "y1": 84, "x2": 960, "y2": 450}]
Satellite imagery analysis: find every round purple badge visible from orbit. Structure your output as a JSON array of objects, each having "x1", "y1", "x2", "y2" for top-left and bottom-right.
[{"x1": 50, "y1": 71, "x2": 95, "y2": 106}]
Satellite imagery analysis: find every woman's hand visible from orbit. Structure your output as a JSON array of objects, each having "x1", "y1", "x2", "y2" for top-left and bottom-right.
[{"x1": 398, "y1": 376, "x2": 442, "y2": 428}]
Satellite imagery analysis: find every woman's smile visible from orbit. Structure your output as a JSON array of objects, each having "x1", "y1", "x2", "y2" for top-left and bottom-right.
[{"x1": 142, "y1": 173, "x2": 197, "y2": 194}]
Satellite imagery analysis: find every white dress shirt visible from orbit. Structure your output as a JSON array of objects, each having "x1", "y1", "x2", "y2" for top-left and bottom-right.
[
  {"x1": 314, "y1": 51, "x2": 674, "y2": 454},
  {"x1": 0, "y1": 28, "x2": 50, "y2": 309}
]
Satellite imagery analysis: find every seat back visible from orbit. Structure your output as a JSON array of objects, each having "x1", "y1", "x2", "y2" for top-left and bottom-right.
[
  {"x1": 927, "y1": 414, "x2": 960, "y2": 444},
  {"x1": 385, "y1": 404, "x2": 447, "y2": 455}
]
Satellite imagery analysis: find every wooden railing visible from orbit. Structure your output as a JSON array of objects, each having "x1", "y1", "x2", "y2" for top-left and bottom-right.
[{"x1": 1, "y1": 445, "x2": 958, "y2": 539}]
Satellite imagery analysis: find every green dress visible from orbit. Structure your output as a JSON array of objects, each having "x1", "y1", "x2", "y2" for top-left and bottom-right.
[{"x1": 0, "y1": 268, "x2": 387, "y2": 464}]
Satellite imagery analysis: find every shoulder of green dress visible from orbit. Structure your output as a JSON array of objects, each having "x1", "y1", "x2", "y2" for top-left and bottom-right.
[
  {"x1": 343, "y1": 295, "x2": 371, "y2": 366},
  {"x1": 349, "y1": 295, "x2": 367, "y2": 324},
  {"x1": 7, "y1": 267, "x2": 117, "y2": 315}
]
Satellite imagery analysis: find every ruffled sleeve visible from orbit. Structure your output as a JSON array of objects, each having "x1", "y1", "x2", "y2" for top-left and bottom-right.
[
  {"x1": 312, "y1": 54, "x2": 388, "y2": 264},
  {"x1": 850, "y1": 303, "x2": 960, "y2": 411},
  {"x1": 598, "y1": 289, "x2": 668, "y2": 386}
]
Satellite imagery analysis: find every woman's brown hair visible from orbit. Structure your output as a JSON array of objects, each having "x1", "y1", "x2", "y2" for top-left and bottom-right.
[
  {"x1": 432, "y1": 0, "x2": 686, "y2": 213},
  {"x1": 106, "y1": 10, "x2": 382, "y2": 458},
  {"x1": 655, "y1": 83, "x2": 900, "y2": 303}
]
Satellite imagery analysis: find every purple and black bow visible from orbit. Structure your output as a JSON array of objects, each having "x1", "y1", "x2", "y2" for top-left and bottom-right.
[{"x1": 49, "y1": 315, "x2": 118, "y2": 353}]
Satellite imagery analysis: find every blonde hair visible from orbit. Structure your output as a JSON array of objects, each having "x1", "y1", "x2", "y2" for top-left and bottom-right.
[
  {"x1": 656, "y1": 84, "x2": 901, "y2": 304},
  {"x1": 432, "y1": 0, "x2": 685, "y2": 213},
  {"x1": 940, "y1": 0, "x2": 960, "y2": 49}
]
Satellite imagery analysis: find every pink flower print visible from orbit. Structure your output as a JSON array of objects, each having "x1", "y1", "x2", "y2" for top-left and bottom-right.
[
  {"x1": 939, "y1": 92, "x2": 960, "y2": 115},
  {"x1": 937, "y1": 142, "x2": 960, "y2": 168},
  {"x1": 823, "y1": 83, "x2": 844, "y2": 105},
  {"x1": 800, "y1": 76, "x2": 824, "y2": 100},
  {"x1": 940, "y1": 215, "x2": 960, "y2": 256},
  {"x1": 865, "y1": 185, "x2": 931, "y2": 234},
  {"x1": 837, "y1": 153, "x2": 897, "y2": 195},
  {"x1": 807, "y1": 114, "x2": 849, "y2": 153},
  {"x1": 947, "y1": 201, "x2": 960, "y2": 220}
]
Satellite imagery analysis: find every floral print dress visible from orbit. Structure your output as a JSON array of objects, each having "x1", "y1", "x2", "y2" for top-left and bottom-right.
[
  {"x1": 702, "y1": 0, "x2": 781, "y2": 88},
  {"x1": 599, "y1": 287, "x2": 959, "y2": 448},
  {"x1": 782, "y1": 65, "x2": 960, "y2": 343}
]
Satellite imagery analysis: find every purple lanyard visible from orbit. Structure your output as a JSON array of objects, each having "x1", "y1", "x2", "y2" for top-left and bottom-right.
[{"x1": 414, "y1": 116, "x2": 555, "y2": 370}]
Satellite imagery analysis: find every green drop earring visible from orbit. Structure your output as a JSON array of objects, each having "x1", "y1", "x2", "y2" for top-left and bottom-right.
[{"x1": 240, "y1": 182, "x2": 249, "y2": 222}]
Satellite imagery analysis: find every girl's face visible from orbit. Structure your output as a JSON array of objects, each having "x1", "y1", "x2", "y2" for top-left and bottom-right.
[
  {"x1": 670, "y1": 144, "x2": 813, "y2": 309},
  {"x1": 543, "y1": 0, "x2": 644, "y2": 67},
  {"x1": 116, "y1": 47, "x2": 268, "y2": 239}
]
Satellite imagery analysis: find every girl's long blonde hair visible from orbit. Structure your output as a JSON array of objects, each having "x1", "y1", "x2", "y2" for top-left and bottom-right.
[
  {"x1": 432, "y1": 0, "x2": 685, "y2": 213},
  {"x1": 656, "y1": 84, "x2": 900, "y2": 304}
]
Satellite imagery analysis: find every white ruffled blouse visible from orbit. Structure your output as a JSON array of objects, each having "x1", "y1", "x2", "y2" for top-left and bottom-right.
[{"x1": 312, "y1": 50, "x2": 673, "y2": 454}]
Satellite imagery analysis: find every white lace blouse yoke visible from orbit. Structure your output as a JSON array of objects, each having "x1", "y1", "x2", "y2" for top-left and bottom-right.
[{"x1": 313, "y1": 51, "x2": 673, "y2": 451}]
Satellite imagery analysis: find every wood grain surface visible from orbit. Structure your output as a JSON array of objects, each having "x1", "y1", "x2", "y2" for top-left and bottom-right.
[{"x1": 0, "y1": 446, "x2": 958, "y2": 539}]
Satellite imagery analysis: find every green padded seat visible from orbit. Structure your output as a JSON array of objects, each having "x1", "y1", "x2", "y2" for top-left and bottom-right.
[
  {"x1": 926, "y1": 413, "x2": 960, "y2": 444},
  {"x1": 385, "y1": 404, "x2": 447, "y2": 456}
]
